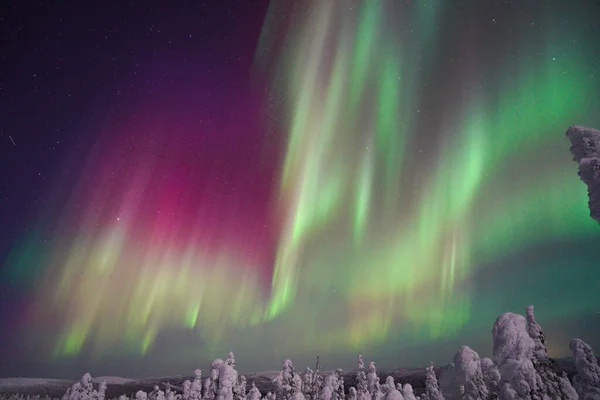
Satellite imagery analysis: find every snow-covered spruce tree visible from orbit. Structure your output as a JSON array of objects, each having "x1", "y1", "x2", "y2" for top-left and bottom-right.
[
  {"x1": 334, "y1": 369, "x2": 345, "y2": 400},
  {"x1": 218, "y1": 353, "x2": 239, "y2": 400},
  {"x1": 480, "y1": 358, "x2": 500, "y2": 399},
  {"x1": 205, "y1": 359, "x2": 225, "y2": 400},
  {"x1": 164, "y1": 383, "x2": 176, "y2": 400},
  {"x1": 273, "y1": 359, "x2": 298, "y2": 400},
  {"x1": 182, "y1": 380, "x2": 192, "y2": 400},
  {"x1": 291, "y1": 373, "x2": 306, "y2": 400},
  {"x1": 234, "y1": 375, "x2": 247, "y2": 400},
  {"x1": 383, "y1": 377, "x2": 403, "y2": 400},
  {"x1": 492, "y1": 312, "x2": 539, "y2": 400},
  {"x1": 62, "y1": 387, "x2": 72, "y2": 400},
  {"x1": 149, "y1": 386, "x2": 165, "y2": 400},
  {"x1": 190, "y1": 370, "x2": 202, "y2": 400},
  {"x1": 312, "y1": 357, "x2": 324, "y2": 400},
  {"x1": 401, "y1": 385, "x2": 416, "y2": 400},
  {"x1": 424, "y1": 363, "x2": 445, "y2": 400},
  {"x1": 136, "y1": 391, "x2": 148, "y2": 400},
  {"x1": 248, "y1": 383, "x2": 261, "y2": 400},
  {"x1": 303, "y1": 367, "x2": 315, "y2": 400},
  {"x1": 367, "y1": 362, "x2": 383, "y2": 400},
  {"x1": 357, "y1": 354, "x2": 370, "y2": 400},
  {"x1": 95, "y1": 381, "x2": 107, "y2": 400},
  {"x1": 321, "y1": 375, "x2": 335, "y2": 400},
  {"x1": 570, "y1": 338, "x2": 600, "y2": 399},
  {"x1": 348, "y1": 388, "x2": 358, "y2": 400},
  {"x1": 118, "y1": 395, "x2": 129, "y2": 400},
  {"x1": 453, "y1": 346, "x2": 489, "y2": 400},
  {"x1": 524, "y1": 305, "x2": 578, "y2": 400}
]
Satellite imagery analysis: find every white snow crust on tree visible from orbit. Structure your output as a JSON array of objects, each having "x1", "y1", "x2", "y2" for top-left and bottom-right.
[
  {"x1": 366, "y1": 361, "x2": 382, "y2": 400},
  {"x1": 401, "y1": 384, "x2": 416, "y2": 400},
  {"x1": 492, "y1": 312, "x2": 538, "y2": 400},
  {"x1": 570, "y1": 338, "x2": 600, "y2": 400},
  {"x1": 453, "y1": 345, "x2": 489, "y2": 400},
  {"x1": 248, "y1": 382, "x2": 261, "y2": 400},
  {"x1": 273, "y1": 359, "x2": 300, "y2": 400},
  {"x1": 525, "y1": 306, "x2": 547, "y2": 361},
  {"x1": 524, "y1": 306, "x2": 579, "y2": 400},
  {"x1": 382, "y1": 376, "x2": 403, "y2": 400},
  {"x1": 356, "y1": 354, "x2": 369, "y2": 400},
  {"x1": 566, "y1": 125, "x2": 600, "y2": 224},
  {"x1": 480, "y1": 357, "x2": 500, "y2": 397},
  {"x1": 136, "y1": 391, "x2": 148, "y2": 400},
  {"x1": 424, "y1": 364, "x2": 445, "y2": 400}
]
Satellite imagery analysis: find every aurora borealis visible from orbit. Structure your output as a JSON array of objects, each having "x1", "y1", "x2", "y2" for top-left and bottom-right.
[{"x1": 1, "y1": 0, "x2": 600, "y2": 379}]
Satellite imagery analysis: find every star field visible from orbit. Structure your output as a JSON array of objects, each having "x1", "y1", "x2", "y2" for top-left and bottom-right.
[{"x1": 0, "y1": 0, "x2": 599, "y2": 379}]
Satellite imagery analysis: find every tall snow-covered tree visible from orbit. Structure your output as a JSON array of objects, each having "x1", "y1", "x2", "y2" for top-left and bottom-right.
[
  {"x1": 453, "y1": 346, "x2": 489, "y2": 400},
  {"x1": 525, "y1": 306, "x2": 578, "y2": 400},
  {"x1": 248, "y1": 382, "x2": 262, "y2": 400},
  {"x1": 218, "y1": 354, "x2": 238, "y2": 400},
  {"x1": 183, "y1": 380, "x2": 192, "y2": 400},
  {"x1": 570, "y1": 338, "x2": 600, "y2": 400},
  {"x1": 424, "y1": 364, "x2": 445, "y2": 400},
  {"x1": 383, "y1": 377, "x2": 403, "y2": 400},
  {"x1": 357, "y1": 354, "x2": 369, "y2": 400},
  {"x1": 367, "y1": 362, "x2": 382, "y2": 400},
  {"x1": 334, "y1": 369, "x2": 345, "y2": 400},
  {"x1": 273, "y1": 359, "x2": 298, "y2": 400},
  {"x1": 136, "y1": 391, "x2": 148, "y2": 400},
  {"x1": 303, "y1": 367, "x2": 315, "y2": 400},
  {"x1": 190, "y1": 369, "x2": 202, "y2": 400},
  {"x1": 492, "y1": 312, "x2": 538, "y2": 400},
  {"x1": 235, "y1": 375, "x2": 248, "y2": 400},
  {"x1": 205, "y1": 359, "x2": 224, "y2": 400},
  {"x1": 480, "y1": 357, "x2": 500, "y2": 398},
  {"x1": 401, "y1": 384, "x2": 416, "y2": 400},
  {"x1": 312, "y1": 357, "x2": 324, "y2": 399},
  {"x1": 348, "y1": 388, "x2": 358, "y2": 400}
]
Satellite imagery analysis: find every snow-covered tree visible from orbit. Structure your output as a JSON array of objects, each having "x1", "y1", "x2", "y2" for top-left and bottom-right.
[
  {"x1": 525, "y1": 306, "x2": 547, "y2": 361},
  {"x1": 333, "y1": 369, "x2": 345, "y2": 400},
  {"x1": 570, "y1": 338, "x2": 600, "y2": 399},
  {"x1": 164, "y1": 383, "x2": 175, "y2": 400},
  {"x1": 321, "y1": 376, "x2": 334, "y2": 400},
  {"x1": 205, "y1": 359, "x2": 224, "y2": 400},
  {"x1": 189, "y1": 369, "x2": 202, "y2": 400},
  {"x1": 234, "y1": 375, "x2": 247, "y2": 400},
  {"x1": 303, "y1": 367, "x2": 315, "y2": 400},
  {"x1": 480, "y1": 357, "x2": 500, "y2": 398},
  {"x1": 149, "y1": 386, "x2": 162, "y2": 400},
  {"x1": 401, "y1": 384, "x2": 416, "y2": 400},
  {"x1": 182, "y1": 380, "x2": 192, "y2": 400},
  {"x1": 348, "y1": 388, "x2": 358, "y2": 400},
  {"x1": 248, "y1": 383, "x2": 261, "y2": 400},
  {"x1": 367, "y1": 362, "x2": 382, "y2": 400},
  {"x1": 136, "y1": 391, "x2": 148, "y2": 400},
  {"x1": 273, "y1": 359, "x2": 298, "y2": 400},
  {"x1": 118, "y1": 395, "x2": 129, "y2": 400},
  {"x1": 357, "y1": 355, "x2": 369, "y2": 400},
  {"x1": 383, "y1": 377, "x2": 403, "y2": 400},
  {"x1": 492, "y1": 312, "x2": 538, "y2": 400},
  {"x1": 453, "y1": 346, "x2": 488, "y2": 400},
  {"x1": 424, "y1": 364, "x2": 444, "y2": 400},
  {"x1": 524, "y1": 306, "x2": 579, "y2": 400},
  {"x1": 95, "y1": 381, "x2": 107, "y2": 400},
  {"x1": 313, "y1": 357, "x2": 324, "y2": 400},
  {"x1": 218, "y1": 354, "x2": 238, "y2": 400}
]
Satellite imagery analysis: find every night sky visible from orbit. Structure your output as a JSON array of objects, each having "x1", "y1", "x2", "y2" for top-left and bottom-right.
[{"x1": 1, "y1": 0, "x2": 600, "y2": 380}]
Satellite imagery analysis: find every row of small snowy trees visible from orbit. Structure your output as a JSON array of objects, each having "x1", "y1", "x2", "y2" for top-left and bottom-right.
[{"x1": 62, "y1": 305, "x2": 600, "y2": 400}]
